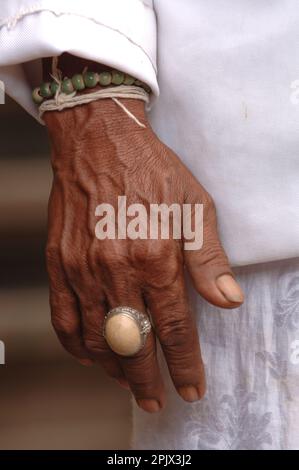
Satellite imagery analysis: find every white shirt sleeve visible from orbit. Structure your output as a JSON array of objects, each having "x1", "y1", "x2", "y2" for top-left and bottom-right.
[{"x1": 0, "y1": 0, "x2": 158, "y2": 123}]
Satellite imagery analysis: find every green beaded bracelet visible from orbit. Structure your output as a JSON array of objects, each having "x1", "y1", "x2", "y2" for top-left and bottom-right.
[
  {"x1": 61, "y1": 78, "x2": 74, "y2": 94},
  {"x1": 50, "y1": 81, "x2": 59, "y2": 95},
  {"x1": 32, "y1": 87, "x2": 44, "y2": 104},
  {"x1": 72, "y1": 74, "x2": 85, "y2": 91},
  {"x1": 111, "y1": 70, "x2": 125, "y2": 85},
  {"x1": 123, "y1": 74, "x2": 135, "y2": 86},
  {"x1": 99, "y1": 71, "x2": 112, "y2": 86},
  {"x1": 83, "y1": 71, "x2": 98, "y2": 88},
  {"x1": 40, "y1": 82, "x2": 53, "y2": 98},
  {"x1": 33, "y1": 69, "x2": 150, "y2": 105}
]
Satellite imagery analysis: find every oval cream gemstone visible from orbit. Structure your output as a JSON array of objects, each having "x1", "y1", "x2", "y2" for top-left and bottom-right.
[{"x1": 105, "y1": 314, "x2": 142, "y2": 356}]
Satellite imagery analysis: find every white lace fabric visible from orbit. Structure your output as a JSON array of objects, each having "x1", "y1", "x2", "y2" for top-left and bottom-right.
[{"x1": 133, "y1": 258, "x2": 299, "y2": 450}]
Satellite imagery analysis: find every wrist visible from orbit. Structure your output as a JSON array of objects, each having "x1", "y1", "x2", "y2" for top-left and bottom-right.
[
  {"x1": 42, "y1": 54, "x2": 151, "y2": 170},
  {"x1": 44, "y1": 98, "x2": 149, "y2": 170}
]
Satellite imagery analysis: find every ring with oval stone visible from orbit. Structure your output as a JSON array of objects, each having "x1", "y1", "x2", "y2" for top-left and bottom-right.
[{"x1": 103, "y1": 306, "x2": 152, "y2": 357}]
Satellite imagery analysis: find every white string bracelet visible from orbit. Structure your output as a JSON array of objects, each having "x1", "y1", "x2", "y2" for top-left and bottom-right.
[
  {"x1": 37, "y1": 57, "x2": 150, "y2": 128},
  {"x1": 38, "y1": 85, "x2": 150, "y2": 128}
]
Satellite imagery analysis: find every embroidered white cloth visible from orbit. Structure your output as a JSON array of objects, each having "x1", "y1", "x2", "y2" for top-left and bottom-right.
[
  {"x1": 1, "y1": 0, "x2": 299, "y2": 267},
  {"x1": 133, "y1": 258, "x2": 299, "y2": 450}
]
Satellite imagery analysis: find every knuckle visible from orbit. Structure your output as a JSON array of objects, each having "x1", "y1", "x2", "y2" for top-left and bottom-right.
[
  {"x1": 51, "y1": 314, "x2": 78, "y2": 338},
  {"x1": 125, "y1": 342, "x2": 155, "y2": 368},
  {"x1": 80, "y1": 292, "x2": 105, "y2": 313},
  {"x1": 158, "y1": 315, "x2": 190, "y2": 347},
  {"x1": 46, "y1": 244, "x2": 60, "y2": 266},
  {"x1": 99, "y1": 248, "x2": 128, "y2": 271},
  {"x1": 202, "y1": 192, "x2": 217, "y2": 222},
  {"x1": 127, "y1": 379, "x2": 151, "y2": 396},
  {"x1": 84, "y1": 336, "x2": 107, "y2": 356},
  {"x1": 199, "y1": 241, "x2": 228, "y2": 267},
  {"x1": 192, "y1": 186, "x2": 215, "y2": 213},
  {"x1": 144, "y1": 245, "x2": 182, "y2": 289},
  {"x1": 61, "y1": 247, "x2": 81, "y2": 274},
  {"x1": 121, "y1": 365, "x2": 154, "y2": 394},
  {"x1": 203, "y1": 191, "x2": 216, "y2": 212}
]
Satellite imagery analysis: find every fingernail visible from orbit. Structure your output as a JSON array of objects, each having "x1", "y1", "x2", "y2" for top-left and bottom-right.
[
  {"x1": 78, "y1": 358, "x2": 94, "y2": 367},
  {"x1": 117, "y1": 378, "x2": 130, "y2": 390},
  {"x1": 216, "y1": 274, "x2": 244, "y2": 304},
  {"x1": 178, "y1": 386, "x2": 200, "y2": 402},
  {"x1": 137, "y1": 399, "x2": 161, "y2": 413}
]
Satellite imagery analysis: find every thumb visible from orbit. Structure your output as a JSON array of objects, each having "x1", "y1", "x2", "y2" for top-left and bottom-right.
[{"x1": 183, "y1": 190, "x2": 244, "y2": 309}]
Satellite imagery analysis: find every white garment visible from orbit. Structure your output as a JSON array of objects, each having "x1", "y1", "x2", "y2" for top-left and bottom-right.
[
  {"x1": 0, "y1": 0, "x2": 158, "y2": 120},
  {"x1": 1, "y1": 0, "x2": 299, "y2": 267},
  {"x1": 133, "y1": 258, "x2": 299, "y2": 450}
]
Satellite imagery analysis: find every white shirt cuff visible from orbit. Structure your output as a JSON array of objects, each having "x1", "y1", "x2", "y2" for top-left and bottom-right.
[{"x1": 0, "y1": 0, "x2": 158, "y2": 123}]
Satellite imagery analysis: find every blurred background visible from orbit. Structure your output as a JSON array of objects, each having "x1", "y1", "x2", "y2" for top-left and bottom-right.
[{"x1": 0, "y1": 96, "x2": 131, "y2": 449}]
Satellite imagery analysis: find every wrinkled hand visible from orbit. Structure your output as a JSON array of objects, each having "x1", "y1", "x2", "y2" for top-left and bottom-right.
[{"x1": 44, "y1": 99, "x2": 244, "y2": 413}]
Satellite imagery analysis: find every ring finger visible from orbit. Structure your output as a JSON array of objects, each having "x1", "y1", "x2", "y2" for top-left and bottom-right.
[{"x1": 104, "y1": 278, "x2": 165, "y2": 413}]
